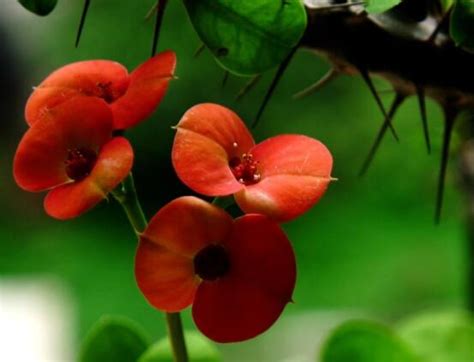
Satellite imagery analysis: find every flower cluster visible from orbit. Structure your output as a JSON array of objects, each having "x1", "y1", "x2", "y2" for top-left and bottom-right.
[
  {"x1": 14, "y1": 51, "x2": 176, "y2": 219},
  {"x1": 14, "y1": 54, "x2": 334, "y2": 343}
]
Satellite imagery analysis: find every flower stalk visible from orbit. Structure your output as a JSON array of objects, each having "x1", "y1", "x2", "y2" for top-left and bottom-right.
[
  {"x1": 112, "y1": 173, "x2": 189, "y2": 362},
  {"x1": 166, "y1": 313, "x2": 188, "y2": 362},
  {"x1": 112, "y1": 174, "x2": 147, "y2": 234}
]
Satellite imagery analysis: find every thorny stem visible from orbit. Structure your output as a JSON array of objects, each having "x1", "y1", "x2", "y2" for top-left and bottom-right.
[{"x1": 112, "y1": 173, "x2": 189, "y2": 362}]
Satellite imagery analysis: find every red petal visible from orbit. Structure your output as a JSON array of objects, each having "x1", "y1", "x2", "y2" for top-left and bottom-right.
[
  {"x1": 26, "y1": 60, "x2": 129, "y2": 126},
  {"x1": 172, "y1": 104, "x2": 254, "y2": 196},
  {"x1": 111, "y1": 51, "x2": 176, "y2": 129},
  {"x1": 135, "y1": 240, "x2": 199, "y2": 312},
  {"x1": 235, "y1": 135, "x2": 333, "y2": 222},
  {"x1": 192, "y1": 214, "x2": 296, "y2": 343},
  {"x1": 135, "y1": 196, "x2": 233, "y2": 312},
  {"x1": 43, "y1": 137, "x2": 133, "y2": 220},
  {"x1": 142, "y1": 196, "x2": 233, "y2": 257},
  {"x1": 14, "y1": 97, "x2": 114, "y2": 192}
]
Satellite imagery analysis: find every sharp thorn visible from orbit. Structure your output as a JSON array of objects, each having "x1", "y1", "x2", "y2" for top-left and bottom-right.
[
  {"x1": 293, "y1": 68, "x2": 338, "y2": 99},
  {"x1": 252, "y1": 47, "x2": 297, "y2": 129},
  {"x1": 236, "y1": 74, "x2": 262, "y2": 101},
  {"x1": 435, "y1": 108, "x2": 458, "y2": 224},
  {"x1": 416, "y1": 85, "x2": 431, "y2": 154},
  {"x1": 75, "y1": 0, "x2": 91, "y2": 48},
  {"x1": 359, "y1": 68, "x2": 399, "y2": 142},
  {"x1": 359, "y1": 93, "x2": 406, "y2": 176},
  {"x1": 193, "y1": 43, "x2": 206, "y2": 58},
  {"x1": 221, "y1": 70, "x2": 230, "y2": 87},
  {"x1": 145, "y1": 1, "x2": 158, "y2": 21},
  {"x1": 151, "y1": 0, "x2": 169, "y2": 57}
]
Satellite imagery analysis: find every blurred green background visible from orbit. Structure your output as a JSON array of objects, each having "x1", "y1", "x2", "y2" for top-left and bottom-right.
[{"x1": 0, "y1": 0, "x2": 469, "y2": 359}]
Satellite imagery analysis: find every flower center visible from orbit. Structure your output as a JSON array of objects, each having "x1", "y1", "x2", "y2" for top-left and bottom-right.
[
  {"x1": 96, "y1": 82, "x2": 121, "y2": 104},
  {"x1": 65, "y1": 147, "x2": 97, "y2": 181},
  {"x1": 229, "y1": 153, "x2": 261, "y2": 185},
  {"x1": 193, "y1": 244, "x2": 230, "y2": 281}
]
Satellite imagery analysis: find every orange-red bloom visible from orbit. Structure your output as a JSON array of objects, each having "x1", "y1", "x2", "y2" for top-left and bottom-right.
[
  {"x1": 172, "y1": 103, "x2": 333, "y2": 222},
  {"x1": 135, "y1": 196, "x2": 296, "y2": 343},
  {"x1": 25, "y1": 51, "x2": 176, "y2": 130},
  {"x1": 14, "y1": 97, "x2": 133, "y2": 220}
]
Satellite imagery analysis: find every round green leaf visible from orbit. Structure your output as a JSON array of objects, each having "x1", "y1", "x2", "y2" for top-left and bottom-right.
[
  {"x1": 138, "y1": 331, "x2": 221, "y2": 362},
  {"x1": 18, "y1": 0, "x2": 58, "y2": 16},
  {"x1": 365, "y1": 0, "x2": 401, "y2": 14},
  {"x1": 321, "y1": 320, "x2": 418, "y2": 362},
  {"x1": 451, "y1": 0, "x2": 474, "y2": 50},
  {"x1": 79, "y1": 316, "x2": 151, "y2": 362},
  {"x1": 397, "y1": 310, "x2": 474, "y2": 362},
  {"x1": 183, "y1": 0, "x2": 307, "y2": 75}
]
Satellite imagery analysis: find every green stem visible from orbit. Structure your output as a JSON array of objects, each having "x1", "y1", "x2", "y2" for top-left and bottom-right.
[
  {"x1": 113, "y1": 174, "x2": 147, "y2": 234},
  {"x1": 166, "y1": 313, "x2": 188, "y2": 362},
  {"x1": 112, "y1": 173, "x2": 189, "y2": 362}
]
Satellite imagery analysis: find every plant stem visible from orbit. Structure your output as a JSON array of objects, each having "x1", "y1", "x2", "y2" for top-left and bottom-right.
[
  {"x1": 166, "y1": 313, "x2": 188, "y2": 362},
  {"x1": 113, "y1": 174, "x2": 147, "y2": 234},
  {"x1": 112, "y1": 173, "x2": 189, "y2": 362}
]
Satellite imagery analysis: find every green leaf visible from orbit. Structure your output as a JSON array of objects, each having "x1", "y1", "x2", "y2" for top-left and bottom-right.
[
  {"x1": 397, "y1": 310, "x2": 474, "y2": 362},
  {"x1": 183, "y1": 0, "x2": 307, "y2": 75},
  {"x1": 138, "y1": 331, "x2": 221, "y2": 362},
  {"x1": 451, "y1": 0, "x2": 474, "y2": 50},
  {"x1": 365, "y1": 0, "x2": 401, "y2": 14},
  {"x1": 321, "y1": 320, "x2": 418, "y2": 362},
  {"x1": 442, "y1": 0, "x2": 455, "y2": 10},
  {"x1": 18, "y1": 0, "x2": 57, "y2": 16},
  {"x1": 79, "y1": 316, "x2": 151, "y2": 362}
]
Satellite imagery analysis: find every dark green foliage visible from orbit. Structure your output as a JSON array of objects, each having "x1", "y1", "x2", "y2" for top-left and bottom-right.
[
  {"x1": 183, "y1": 0, "x2": 306, "y2": 75},
  {"x1": 451, "y1": 0, "x2": 474, "y2": 50},
  {"x1": 18, "y1": 0, "x2": 57, "y2": 16},
  {"x1": 321, "y1": 320, "x2": 418, "y2": 362},
  {"x1": 79, "y1": 316, "x2": 150, "y2": 362}
]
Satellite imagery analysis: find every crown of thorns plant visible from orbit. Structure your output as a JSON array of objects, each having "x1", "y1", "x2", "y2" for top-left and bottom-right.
[{"x1": 13, "y1": 0, "x2": 474, "y2": 360}]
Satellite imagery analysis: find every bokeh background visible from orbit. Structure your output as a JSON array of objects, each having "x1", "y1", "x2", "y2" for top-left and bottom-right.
[{"x1": 0, "y1": 1, "x2": 468, "y2": 361}]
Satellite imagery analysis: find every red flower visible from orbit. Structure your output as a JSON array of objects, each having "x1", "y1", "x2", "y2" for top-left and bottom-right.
[
  {"x1": 25, "y1": 51, "x2": 176, "y2": 130},
  {"x1": 172, "y1": 103, "x2": 333, "y2": 222},
  {"x1": 135, "y1": 196, "x2": 296, "y2": 343},
  {"x1": 14, "y1": 97, "x2": 133, "y2": 220}
]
